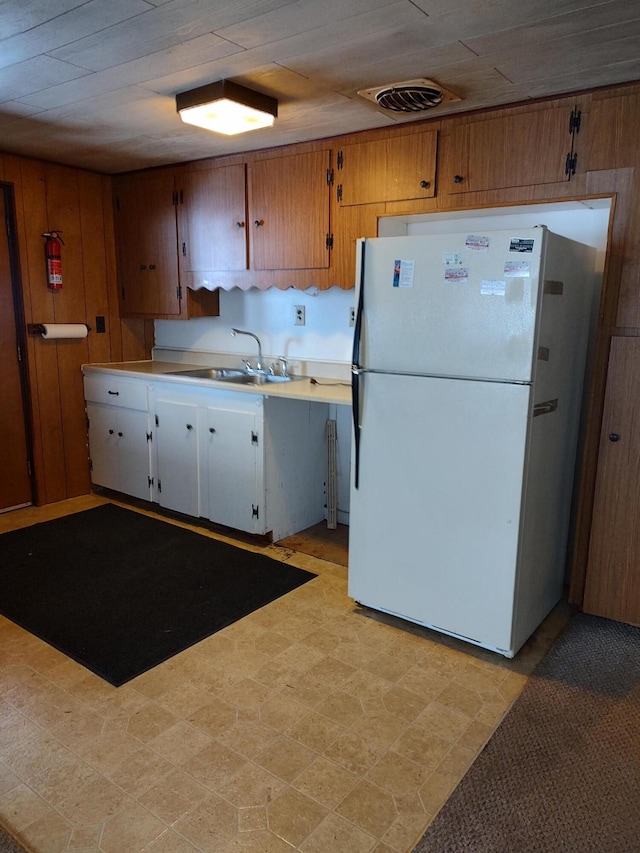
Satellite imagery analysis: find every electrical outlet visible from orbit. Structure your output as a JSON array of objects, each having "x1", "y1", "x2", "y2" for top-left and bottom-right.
[
  {"x1": 349, "y1": 306, "x2": 355, "y2": 327},
  {"x1": 294, "y1": 305, "x2": 305, "y2": 326}
]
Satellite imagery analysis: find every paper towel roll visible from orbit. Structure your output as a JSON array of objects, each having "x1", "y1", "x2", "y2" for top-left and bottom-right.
[{"x1": 41, "y1": 324, "x2": 88, "y2": 340}]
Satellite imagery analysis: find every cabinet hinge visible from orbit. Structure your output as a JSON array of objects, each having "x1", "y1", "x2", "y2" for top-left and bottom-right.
[
  {"x1": 27, "y1": 459, "x2": 32, "y2": 477},
  {"x1": 155, "y1": 414, "x2": 159, "y2": 426},
  {"x1": 182, "y1": 242, "x2": 186, "y2": 257},
  {"x1": 336, "y1": 150, "x2": 344, "y2": 170},
  {"x1": 251, "y1": 430, "x2": 259, "y2": 446},
  {"x1": 176, "y1": 285, "x2": 182, "y2": 301},
  {"x1": 179, "y1": 189, "x2": 184, "y2": 204},
  {"x1": 326, "y1": 168, "x2": 334, "y2": 186},
  {"x1": 115, "y1": 197, "x2": 120, "y2": 212},
  {"x1": 252, "y1": 504, "x2": 259, "y2": 519},
  {"x1": 172, "y1": 190, "x2": 178, "y2": 205},
  {"x1": 565, "y1": 152, "x2": 578, "y2": 178},
  {"x1": 17, "y1": 344, "x2": 22, "y2": 363},
  {"x1": 146, "y1": 431, "x2": 152, "y2": 442},
  {"x1": 326, "y1": 234, "x2": 334, "y2": 250},
  {"x1": 121, "y1": 286, "x2": 125, "y2": 301},
  {"x1": 148, "y1": 475, "x2": 154, "y2": 488},
  {"x1": 336, "y1": 184, "x2": 343, "y2": 203},
  {"x1": 569, "y1": 107, "x2": 581, "y2": 135},
  {"x1": 89, "y1": 458, "x2": 93, "y2": 471},
  {"x1": 158, "y1": 479, "x2": 162, "y2": 493}
]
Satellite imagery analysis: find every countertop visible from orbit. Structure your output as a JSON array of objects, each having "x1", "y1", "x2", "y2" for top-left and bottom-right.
[{"x1": 82, "y1": 360, "x2": 352, "y2": 406}]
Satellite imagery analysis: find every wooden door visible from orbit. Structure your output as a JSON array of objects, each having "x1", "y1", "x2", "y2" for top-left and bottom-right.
[
  {"x1": 177, "y1": 164, "x2": 248, "y2": 280},
  {"x1": 583, "y1": 336, "x2": 640, "y2": 625},
  {"x1": 115, "y1": 172, "x2": 180, "y2": 317},
  {"x1": 250, "y1": 149, "x2": 330, "y2": 270},
  {"x1": 336, "y1": 131, "x2": 437, "y2": 206},
  {"x1": 444, "y1": 105, "x2": 577, "y2": 194},
  {"x1": 0, "y1": 186, "x2": 33, "y2": 511}
]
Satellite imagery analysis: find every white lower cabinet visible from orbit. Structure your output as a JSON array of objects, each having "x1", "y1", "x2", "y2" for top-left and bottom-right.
[
  {"x1": 84, "y1": 375, "x2": 152, "y2": 501},
  {"x1": 150, "y1": 381, "x2": 329, "y2": 540}
]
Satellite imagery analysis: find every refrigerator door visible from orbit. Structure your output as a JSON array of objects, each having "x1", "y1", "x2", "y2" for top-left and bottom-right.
[
  {"x1": 359, "y1": 228, "x2": 546, "y2": 381},
  {"x1": 348, "y1": 371, "x2": 531, "y2": 653}
]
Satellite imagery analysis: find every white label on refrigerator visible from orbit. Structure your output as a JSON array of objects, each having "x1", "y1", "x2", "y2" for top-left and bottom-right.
[
  {"x1": 465, "y1": 234, "x2": 490, "y2": 252},
  {"x1": 393, "y1": 259, "x2": 415, "y2": 288},
  {"x1": 442, "y1": 252, "x2": 463, "y2": 265},
  {"x1": 504, "y1": 260, "x2": 531, "y2": 278},
  {"x1": 509, "y1": 237, "x2": 535, "y2": 253},
  {"x1": 444, "y1": 266, "x2": 469, "y2": 284},
  {"x1": 481, "y1": 279, "x2": 507, "y2": 296}
]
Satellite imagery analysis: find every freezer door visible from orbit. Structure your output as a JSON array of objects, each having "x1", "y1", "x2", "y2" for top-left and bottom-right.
[
  {"x1": 359, "y1": 229, "x2": 545, "y2": 381},
  {"x1": 348, "y1": 372, "x2": 531, "y2": 653}
]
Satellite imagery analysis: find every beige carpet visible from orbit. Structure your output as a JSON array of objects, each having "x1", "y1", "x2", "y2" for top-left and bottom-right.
[{"x1": 413, "y1": 613, "x2": 640, "y2": 852}]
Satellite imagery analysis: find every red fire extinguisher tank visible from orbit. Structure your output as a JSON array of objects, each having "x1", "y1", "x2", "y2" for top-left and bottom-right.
[{"x1": 43, "y1": 231, "x2": 64, "y2": 290}]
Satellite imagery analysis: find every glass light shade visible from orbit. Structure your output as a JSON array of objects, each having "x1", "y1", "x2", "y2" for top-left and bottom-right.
[{"x1": 178, "y1": 97, "x2": 275, "y2": 135}]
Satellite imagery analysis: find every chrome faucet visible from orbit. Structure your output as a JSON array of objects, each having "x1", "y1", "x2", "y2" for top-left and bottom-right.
[{"x1": 231, "y1": 328, "x2": 264, "y2": 371}]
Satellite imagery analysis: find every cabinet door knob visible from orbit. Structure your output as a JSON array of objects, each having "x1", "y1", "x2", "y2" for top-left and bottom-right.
[
  {"x1": 139, "y1": 264, "x2": 147, "y2": 270},
  {"x1": 117, "y1": 432, "x2": 123, "y2": 437},
  {"x1": 209, "y1": 427, "x2": 216, "y2": 433},
  {"x1": 186, "y1": 423, "x2": 193, "y2": 430},
  {"x1": 254, "y1": 219, "x2": 264, "y2": 227},
  {"x1": 149, "y1": 264, "x2": 156, "y2": 270},
  {"x1": 236, "y1": 221, "x2": 245, "y2": 229},
  {"x1": 108, "y1": 429, "x2": 114, "y2": 435},
  {"x1": 609, "y1": 433, "x2": 620, "y2": 442},
  {"x1": 420, "y1": 180, "x2": 431, "y2": 189},
  {"x1": 453, "y1": 175, "x2": 464, "y2": 184}
]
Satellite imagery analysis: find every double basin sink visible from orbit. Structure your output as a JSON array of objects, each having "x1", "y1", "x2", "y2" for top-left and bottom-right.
[{"x1": 168, "y1": 367, "x2": 300, "y2": 385}]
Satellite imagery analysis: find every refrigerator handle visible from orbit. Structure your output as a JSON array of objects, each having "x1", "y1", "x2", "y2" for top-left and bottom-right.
[{"x1": 351, "y1": 240, "x2": 366, "y2": 489}]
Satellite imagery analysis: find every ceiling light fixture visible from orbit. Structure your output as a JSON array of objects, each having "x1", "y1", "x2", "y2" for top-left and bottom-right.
[{"x1": 176, "y1": 80, "x2": 278, "y2": 136}]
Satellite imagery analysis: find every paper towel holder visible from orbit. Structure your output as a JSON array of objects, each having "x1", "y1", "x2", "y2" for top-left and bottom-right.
[{"x1": 28, "y1": 323, "x2": 91, "y2": 335}]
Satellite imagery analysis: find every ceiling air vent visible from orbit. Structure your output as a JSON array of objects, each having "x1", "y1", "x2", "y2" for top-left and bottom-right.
[{"x1": 358, "y1": 78, "x2": 460, "y2": 113}]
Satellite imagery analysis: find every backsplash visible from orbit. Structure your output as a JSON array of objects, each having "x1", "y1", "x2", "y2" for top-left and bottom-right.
[{"x1": 155, "y1": 286, "x2": 355, "y2": 364}]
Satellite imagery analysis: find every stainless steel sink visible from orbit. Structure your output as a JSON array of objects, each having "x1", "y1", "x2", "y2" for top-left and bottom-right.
[{"x1": 168, "y1": 367, "x2": 299, "y2": 384}]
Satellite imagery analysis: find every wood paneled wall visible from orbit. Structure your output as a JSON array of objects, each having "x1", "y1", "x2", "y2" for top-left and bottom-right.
[{"x1": 0, "y1": 154, "x2": 151, "y2": 505}]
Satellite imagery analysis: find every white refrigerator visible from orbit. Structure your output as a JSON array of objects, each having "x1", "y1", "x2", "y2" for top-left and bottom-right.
[{"x1": 348, "y1": 227, "x2": 595, "y2": 657}]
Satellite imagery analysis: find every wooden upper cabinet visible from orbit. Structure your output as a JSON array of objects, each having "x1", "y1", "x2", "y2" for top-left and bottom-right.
[
  {"x1": 114, "y1": 171, "x2": 219, "y2": 319},
  {"x1": 114, "y1": 171, "x2": 180, "y2": 317},
  {"x1": 443, "y1": 104, "x2": 583, "y2": 194},
  {"x1": 588, "y1": 88, "x2": 640, "y2": 171},
  {"x1": 249, "y1": 149, "x2": 331, "y2": 270},
  {"x1": 177, "y1": 164, "x2": 248, "y2": 283},
  {"x1": 335, "y1": 132, "x2": 437, "y2": 206}
]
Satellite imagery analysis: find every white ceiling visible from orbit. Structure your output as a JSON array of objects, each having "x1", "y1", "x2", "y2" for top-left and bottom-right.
[{"x1": 1, "y1": 0, "x2": 640, "y2": 175}]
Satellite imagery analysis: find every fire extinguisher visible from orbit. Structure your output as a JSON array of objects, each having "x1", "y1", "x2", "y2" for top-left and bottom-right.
[{"x1": 43, "y1": 231, "x2": 64, "y2": 290}]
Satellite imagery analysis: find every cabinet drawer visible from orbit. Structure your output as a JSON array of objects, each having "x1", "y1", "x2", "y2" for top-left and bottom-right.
[{"x1": 84, "y1": 373, "x2": 148, "y2": 410}]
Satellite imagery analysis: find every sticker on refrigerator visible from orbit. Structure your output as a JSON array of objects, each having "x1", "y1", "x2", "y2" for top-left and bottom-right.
[
  {"x1": 465, "y1": 234, "x2": 490, "y2": 252},
  {"x1": 442, "y1": 252, "x2": 463, "y2": 265},
  {"x1": 481, "y1": 279, "x2": 507, "y2": 296},
  {"x1": 509, "y1": 237, "x2": 535, "y2": 253},
  {"x1": 444, "y1": 266, "x2": 469, "y2": 284},
  {"x1": 392, "y1": 259, "x2": 415, "y2": 288},
  {"x1": 504, "y1": 260, "x2": 531, "y2": 278}
]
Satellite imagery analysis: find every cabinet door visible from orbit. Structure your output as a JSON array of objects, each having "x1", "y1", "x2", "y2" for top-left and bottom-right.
[
  {"x1": 336, "y1": 132, "x2": 437, "y2": 206},
  {"x1": 583, "y1": 337, "x2": 640, "y2": 625},
  {"x1": 117, "y1": 409, "x2": 152, "y2": 501},
  {"x1": 178, "y1": 164, "x2": 248, "y2": 277},
  {"x1": 206, "y1": 407, "x2": 262, "y2": 533},
  {"x1": 155, "y1": 399, "x2": 199, "y2": 516},
  {"x1": 115, "y1": 172, "x2": 180, "y2": 316},
  {"x1": 444, "y1": 105, "x2": 577, "y2": 194},
  {"x1": 87, "y1": 404, "x2": 151, "y2": 500},
  {"x1": 250, "y1": 149, "x2": 330, "y2": 270},
  {"x1": 87, "y1": 403, "x2": 120, "y2": 492}
]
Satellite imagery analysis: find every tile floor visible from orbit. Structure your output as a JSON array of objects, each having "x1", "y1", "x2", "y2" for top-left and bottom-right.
[{"x1": 0, "y1": 495, "x2": 569, "y2": 853}]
